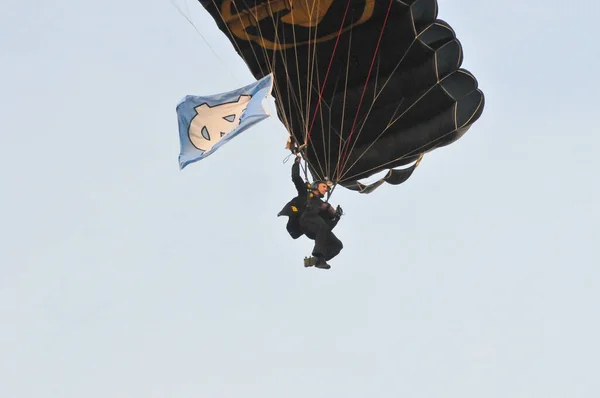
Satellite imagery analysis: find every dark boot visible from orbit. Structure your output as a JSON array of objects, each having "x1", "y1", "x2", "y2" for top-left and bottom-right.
[{"x1": 314, "y1": 256, "x2": 331, "y2": 269}]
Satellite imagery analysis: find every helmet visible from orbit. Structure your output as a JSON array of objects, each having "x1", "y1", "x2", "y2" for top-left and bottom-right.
[
  {"x1": 309, "y1": 180, "x2": 330, "y2": 198},
  {"x1": 310, "y1": 180, "x2": 328, "y2": 190}
]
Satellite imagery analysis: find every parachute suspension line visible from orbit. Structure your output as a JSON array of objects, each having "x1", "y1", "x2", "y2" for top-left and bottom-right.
[
  {"x1": 286, "y1": 0, "x2": 309, "y2": 134},
  {"x1": 259, "y1": 10, "x2": 297, "y2": 136},
  {"x1": 321, "y1": 69, "x2": 344, "y2": 183},
  {"x1": 260, "y1": 6, "x2": 297, "y2": 133},
  {"x1": 298, "y1": 0, "x2": 353, "y2": 184},
  {"x1": 334, "y1": 9, "x2": 443, "y2": 184},
  {"x1": 341, "y1": 144, "x2": 429, "y2": 183},
  {"x1": 336, "y1": 15, "x2": 458, "y2": 183},
  {"x1": 197, "y1": 0, "x2": 274, "y2": 104},
  {"x1": 337, "y1": 0, "x2": 394, "y2": 178},
  {"x1": 336, "y1": 56, "x2": 388, "y2": 182},
  {"x1": 326, "y1": 73, "x2": 339, "y2": 181},
  {"x1": 257, "y1": 0, "x2": 320, "y2": 140},
  {"x1": 233, "y1": 0, "x2": 322, "y2": 156},
  {"x1": 213, "y1": 0, "x2": 297, "y2": 137},
  {"x1": 317, "y1": 55, "x2": 331, "y2": 181},
  {"x1": 264, "y1": 0, "x2": 327, "y2": 181},
  {"x1": 169, "y1": 0, "x2": 246, "y2": 90},
  {"x1": 301, "y1": 1, "x2": 330, "y2": 182},
  {"x1": 342, "y1": 66, "x2": 484, "y2": 181},
  {"x1": 312, "y1": 1, "x2": 333, "y2": 183},
  {"x1": 336, "y1": 41, "x2": 423, "y2": 182},
  {"x1": 175, "y1": 0, "x2": 302, "y2": 145},
  {"x1": 305, "y1": 3, "x2": 322, "y2": 142},
  {"x1": 334, "y1": 23, "x2": 354, "y2": 184},
  {"x1": 304, "y1": 2, "x2": 316, "y2": 136},
  {"x1": 273, "y1": 0, "x2": 328, "y2": 184},
  {"x1": 278, "y1": 19, "x2": 315, "y2": 156},
  {"x1": 233, "y1": 1, "x2": 287, "y2": 109},
  {"x1": 208, "y1": 0, "x2": 267, "y2": 76},
  {"x1": 251, "y1": 0, "x2": 316, "y2": 158},
  {"x1": 219, "y1": 0, "x2": 325, "y2": 184},
  {"x1": 338, "y1": 82, "x2": 438, "y2": 183},
  {"x1": 305, "y1": 0, "x2": 353, "y2": 145}
]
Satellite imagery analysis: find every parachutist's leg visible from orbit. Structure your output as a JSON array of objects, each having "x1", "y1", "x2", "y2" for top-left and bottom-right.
[
  {"x1": 299, "y1": 216, "x2": 332, "y2": 269},
  {"x1": 312, "y1": 229, "x2": 332, "y2": 269},
  {"x1": 312, "y1": 223, "x2": 331, "y2": 259},
  {"x1": 299, "y1": 216, "x2": 325, "y2": 256},
  {"x1": 310, "y1": 228, "x2": 340, "y2": 269},
  {"x1": 314, "y1": 257, "x2": 331, "y2": 269},
  {"x1": 306, "y1": 220, "x2": 335, "y2": 268},
  {"x1": 324, "y1": 233, "x2": 343, "y2": 261}
]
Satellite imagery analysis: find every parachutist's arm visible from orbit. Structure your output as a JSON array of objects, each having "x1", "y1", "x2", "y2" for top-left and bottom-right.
[
  {"x1": 328, "y1": 217, "x2": 340, "y2": 229},
  {"x1": 325, "y1": 204, "x2": 343, "y2": 229},
  {"x1": 320, "y1": 202, "x2": 337, "y2": 218},
  {"x1": 291, "y1": 158, "x2": 305, "y2": 194}
]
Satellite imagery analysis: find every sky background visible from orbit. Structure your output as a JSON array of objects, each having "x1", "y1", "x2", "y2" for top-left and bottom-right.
[{"x1": 1, "y1": 0, "x2": 599, "y2": 397}]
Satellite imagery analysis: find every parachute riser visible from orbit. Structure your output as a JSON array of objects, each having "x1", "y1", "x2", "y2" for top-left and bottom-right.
[{"x1": 285, "y1": 135, "x2": 338, "y2": 201}]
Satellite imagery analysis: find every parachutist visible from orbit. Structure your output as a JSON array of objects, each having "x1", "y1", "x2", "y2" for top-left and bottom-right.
[{"x1": 277, "y1": 157, "x2": 344, "y2": 269}]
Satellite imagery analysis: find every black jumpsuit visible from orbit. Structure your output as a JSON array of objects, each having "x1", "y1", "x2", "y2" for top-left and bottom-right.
[
  {"x1": 278, "y1": 160, "x2": 343, "y2": 261},
  {"x1": 299, "y1": 194, "x2": 343, "y2": 261}
]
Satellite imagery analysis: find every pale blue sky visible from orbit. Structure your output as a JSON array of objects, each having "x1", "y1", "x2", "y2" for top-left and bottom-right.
[{"x1": 1, "y1": 1, "x2": 599, "y2": 397}]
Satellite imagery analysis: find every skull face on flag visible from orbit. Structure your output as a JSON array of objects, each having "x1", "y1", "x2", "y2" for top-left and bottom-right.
[
  {"x1": 188, "y1": 95, "x2": 251, "y2": 152},
  {"x1": 176, "y1": 73, "x2": 274, "y2": 169}
]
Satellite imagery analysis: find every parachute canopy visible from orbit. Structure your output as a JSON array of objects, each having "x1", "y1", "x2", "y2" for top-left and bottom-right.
[{"x1": 196, "y1": 0, "x2": 484, "y2": 192}]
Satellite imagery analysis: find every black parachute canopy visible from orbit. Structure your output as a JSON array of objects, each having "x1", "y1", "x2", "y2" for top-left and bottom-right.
[{"x1": 196, "y1": 0, "x2": 484, "y2": 192}]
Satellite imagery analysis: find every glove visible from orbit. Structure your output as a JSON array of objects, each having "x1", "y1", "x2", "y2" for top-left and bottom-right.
[{"x1": 335, "y1": 205, "x2": 344, "y2": 217}]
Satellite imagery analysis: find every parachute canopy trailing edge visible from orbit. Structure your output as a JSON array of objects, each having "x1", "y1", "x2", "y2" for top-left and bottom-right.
[{"x1": 195, "y1": 0, "x2": 485, "y2": 193}]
